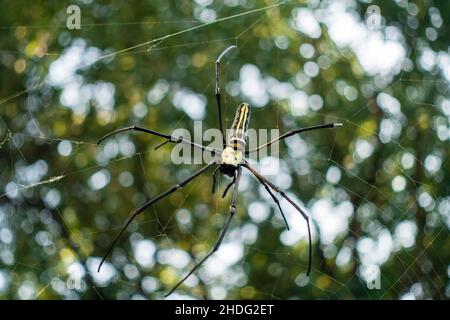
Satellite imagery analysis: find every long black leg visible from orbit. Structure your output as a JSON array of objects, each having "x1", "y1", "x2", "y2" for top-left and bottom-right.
[
  {"x1": 215, "y1": 45, "x2": 237, "y2": 148},
  {"x1": 211, "y1": 166, "x2": 220, "y2": 194},
  {"x1": 98, "y1": 161, "x2": 217, "y2": 272},
  {"x1": 221, "y1": 173, "x2": 236, "y2": 198},
  {"x1": 98, "y1": 125, "x2": 221, "y2": 156},
  {"x1": 242, "y1": 163, "x2": 312, "y2": 276},
  {"x1": 165, "y1": 166, "x2": 242, "y2": 297},
  {"x1": 253, "y1": 175, "x2": 289, "y2": 230},
  {"x1": 246, "y1": 122, "x2": 342, "y2": 155}
]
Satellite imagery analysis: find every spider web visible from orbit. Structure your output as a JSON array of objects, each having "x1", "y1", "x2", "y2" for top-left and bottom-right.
[{"x1": 0, "y1": 0, "x2": 448, "y2": 300}]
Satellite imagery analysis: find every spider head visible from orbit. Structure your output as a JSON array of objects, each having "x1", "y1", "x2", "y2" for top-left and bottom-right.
[{"x1": 221, "y1": 147, "x2": 243, "y2": 167}]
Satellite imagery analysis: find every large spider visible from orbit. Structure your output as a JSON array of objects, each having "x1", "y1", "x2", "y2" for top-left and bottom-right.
[{"x1": 97, "y1": 46, "x2": 341, "y2": 297}]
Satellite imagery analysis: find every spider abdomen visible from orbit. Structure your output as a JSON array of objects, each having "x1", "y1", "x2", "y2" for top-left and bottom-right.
[{"x1": 228, "y1": 103, "x2": 251, "y2": 150}]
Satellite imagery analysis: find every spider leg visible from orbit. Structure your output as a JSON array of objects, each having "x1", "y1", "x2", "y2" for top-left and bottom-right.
[
  {"x1": 98, "y1": 125, "x2": 221, "y2": 156},
  {"x1": 154, "y1": 139, "x2": 170, "y2": 150},
  {"x1": 165, "y1": 166, "x2": 242, "y2": 297},
  {"x1": 254, "y1": 176, "x2": 289, "y2": 230},
  {"x1": 242, "y1": 163, "x2": 312, "y2": 276},
  {"x1": 215, "y1": 45, "x2": 237, "y2": 148},
  {"x1": 98, "y1": 161, "x2": 217, "y2": 272},
  {"x1": 221, "y1": 173, "x2": 236, "y2": 198},
  {"x1": 211, "y1": 166, "x2": 220, "y2": 194},
  {"x1": 246, "y1": 122, "x2": 342, "y2": 156}
]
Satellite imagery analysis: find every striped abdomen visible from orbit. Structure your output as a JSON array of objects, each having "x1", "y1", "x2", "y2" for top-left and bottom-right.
[{"x1": 228, "y1": 103, "x2": 251, "y2": 151}]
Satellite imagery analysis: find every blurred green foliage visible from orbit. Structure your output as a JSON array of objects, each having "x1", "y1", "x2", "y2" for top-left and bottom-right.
[{"x1": 0, "y1": 0, "x2": 449, "y2": 299}]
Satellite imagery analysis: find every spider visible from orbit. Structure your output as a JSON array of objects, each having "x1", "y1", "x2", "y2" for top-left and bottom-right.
[{"x1": 97, "y1": 46, "x2": 341, "y2": 297}]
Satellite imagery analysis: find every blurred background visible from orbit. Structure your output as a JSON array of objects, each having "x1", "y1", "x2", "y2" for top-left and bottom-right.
[{"x1": 0, "y1": 0, "x2": 449, "y2": 300}]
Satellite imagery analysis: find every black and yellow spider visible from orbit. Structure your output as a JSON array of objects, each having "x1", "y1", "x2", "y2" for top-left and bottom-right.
[{"x1": 97, "y1": 46, "x2": 341, "y2": 297}]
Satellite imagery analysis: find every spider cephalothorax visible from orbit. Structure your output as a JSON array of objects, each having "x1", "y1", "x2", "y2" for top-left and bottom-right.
[{"x1": 97, "y1": 46, "x2": 341, "y2": 297}]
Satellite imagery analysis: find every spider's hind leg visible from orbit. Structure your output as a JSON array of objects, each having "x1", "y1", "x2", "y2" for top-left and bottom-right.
[
  {"x1": 97, "y1": 125, "x2": 220, "y2": 156},
  {"x1": 215, "y1": 45, "x2": 237, "y2": 148}
]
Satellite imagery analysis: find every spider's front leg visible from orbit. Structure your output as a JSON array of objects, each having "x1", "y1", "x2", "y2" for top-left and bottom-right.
[
  {"x1": 254, "y1": 175, "x2": 290, "y2": 230},
  {"x1": 97, "y1": 161, "x2": 218, "y2": 272},
  {"x1": 221, "y1": 174, "x2": 236, "y2": 198},
  {"x1": 242, "y1": 163, "x2": 312, "y2": 276},
  {"x1": 211, "y1": 166, "x2": 220, "y2": 194},
  {"x1": 212, "y1": 166, "x2": 237, "y2": 198},
  {"x1": 165, "y1": 166, "x2": 243, "y2": 297}
]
